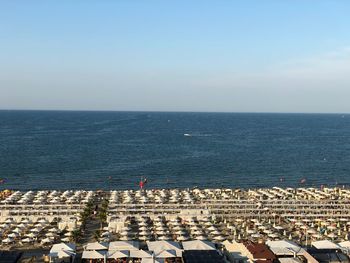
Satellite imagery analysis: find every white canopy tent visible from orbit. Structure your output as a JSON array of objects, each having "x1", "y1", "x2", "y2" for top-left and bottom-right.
[
  {"x1": 129, "y1": 250, "x2": 153, "y2": 258},
  {"x1": 147, "y1": 241, "x2": 182, "y2": 257},
  {"x1": 107, "y1": 250, "x2": 129, "y2": 259},
  {"x1": 108, "y1": 241, "x2": 140, "y2": 251},
  {"x1": 182, "y1": 240, "x2": 216, "y2": 251},
  {"x1": 312, "y1": 240, "x2": 341, "y2": 250},
  {"x1": 85, "y1": 242, "x2": 109, "y2": 251},
  {"x1": 82, "y1": 250, "x2": 106, "y2": 259}
]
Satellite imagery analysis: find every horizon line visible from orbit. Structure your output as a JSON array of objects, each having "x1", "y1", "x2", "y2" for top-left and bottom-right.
[{"x1": 0, "y1": 108, "x2": 349, "y2": 115}]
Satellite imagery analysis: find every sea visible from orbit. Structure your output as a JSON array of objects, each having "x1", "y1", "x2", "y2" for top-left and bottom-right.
[{"x1": 0, "y1": 110, "x2": 350, "y2": 190}]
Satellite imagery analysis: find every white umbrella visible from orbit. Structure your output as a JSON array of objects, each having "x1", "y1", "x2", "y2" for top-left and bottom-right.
[
  {"x1": 2, "y1": 238, "x2": 13, "y2": 243},
  {"x1": 22, "y1": 238, "x2": 33, "y2": 243},
  {"x1": 41, "y1": 238, "x2": 53, "y2": 244},
  {"x1": 8, "y1": 233, "x2": 19, "y2": 238}
]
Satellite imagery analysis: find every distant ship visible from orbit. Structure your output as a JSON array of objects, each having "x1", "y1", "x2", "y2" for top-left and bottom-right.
[{"x1": 184, "y1": 133, "x2": 192, "y2": 137}]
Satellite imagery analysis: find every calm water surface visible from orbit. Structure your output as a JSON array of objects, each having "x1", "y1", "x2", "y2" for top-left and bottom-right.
[{"x1": 0, "y1": 111, "x2": 350, "y2": 190}]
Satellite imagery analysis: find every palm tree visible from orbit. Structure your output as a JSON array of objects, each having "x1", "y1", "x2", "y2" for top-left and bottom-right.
[
  {"x1": 98, "y1": 210, "x2": 107, "y2": 229},
  {"x1": 71, "y1": 229, "x2": 81, "y2": 242}
]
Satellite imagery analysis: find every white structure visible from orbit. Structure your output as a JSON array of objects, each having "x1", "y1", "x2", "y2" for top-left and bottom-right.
[
  {"x1": 49, "y1": 243, "x2": 76, "y2": 263},
  {"x1": 182, "y1": 240, "x2": 216, "y2": 251}
]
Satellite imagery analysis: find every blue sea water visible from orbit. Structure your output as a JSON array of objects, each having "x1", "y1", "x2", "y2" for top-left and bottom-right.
[{"x1": 0, "y1": 110, "x2": 350, "y2": 190}]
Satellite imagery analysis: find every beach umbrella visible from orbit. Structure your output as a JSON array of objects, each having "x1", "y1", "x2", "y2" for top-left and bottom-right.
[
  {"x1": 2, "y1": 238, "x2": 13, "y2": 244},
  {"x1": 246, "y1": 230, "x2": 256, "y2": 234},
  {"x1": 139, "y1": 230, "x2": 151, "y2": 236},
  {"x1": 64, "y1": 232, "x2": 72, "y2": 237},
  {"x1": 213, "y1": 235, "x2": 225, "y2": 241},
  {"x1": 30, "y1": 228, "x2": 41, "y2": 233},
  {"x1": 195, "y1": 235, "x2": 207, "y2": 240},
  {"x1": 12, "y1": 228, "x2": 22, "y2": 234},
  {"x1": 328, "y1": 233, "x2": 337, "y2": 239},
  {"x1": 61, "y1": 237, "x2": 70, "y2": 242},
  {"x1": 101, "y1": 231, "x2": 111, "y2": 237},
  {"x1": 177, "y1": 235, "x2": 189, "y2": 241},
  {"x1": 41, "y1": 238, "x2": 53, "y2": 244},
  {"x1": 139, "y1": 226, "x2": 148, "y2": 231},
  {"x1": 22, "y1": 238, "x2": 33, "y2": 243},
  {"x1": 46, "y1": 232, "x2": 57, "y2": 237},
  {"x1": 26, "y1": 233, "x2": 36, "y2": 238},
  {"x1": 8, "y1": 233, "x2": 19, "y2": 238}
]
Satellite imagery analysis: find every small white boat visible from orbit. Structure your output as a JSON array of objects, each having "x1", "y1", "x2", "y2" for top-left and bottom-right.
[{"x1": 184, "y1": 133, "x2": 192, "y2": 137}]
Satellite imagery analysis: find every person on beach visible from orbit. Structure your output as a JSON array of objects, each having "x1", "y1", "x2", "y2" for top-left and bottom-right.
[{"x1": 139, "y1": 177, "x2": 148, "y2": 190}]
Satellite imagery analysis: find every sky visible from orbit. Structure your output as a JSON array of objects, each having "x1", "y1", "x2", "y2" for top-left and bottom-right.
[{"x1": 1, "y1": 0, "x2": 350, "y2": 113}]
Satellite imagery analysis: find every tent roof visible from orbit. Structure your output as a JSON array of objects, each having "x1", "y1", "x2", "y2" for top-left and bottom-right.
[
  {"x1": 141, "y1": 258, "x2": 164, "y2": 263},
  {"x1": 279, "y1": 258, "x2": 302, "y2": 263},
  {"x1": 266, "y1": 240, "x2": 303, "y2": 256},
  {"x1": 107, "y1": 250, "x2": 129, "y2": 259},
  {"x1": 339, "y1": 241, "x2": 350, "y2": 249},
  {"x1": 82, "y1": 250, "x2": 106, "y2": 259},
  {"x1": 129, "y1": 250, "x2": 153, "y2": 258},
  {"x1": 109, "y1": 241, "x2": 139, "y2": 251},
  {"x1": 85, "y1": 242, "x2": 109, "y2": 250},
  {"x1": 266, "y1": 240, "x2": 300, "y2": 250},
  {"x1": 182, "y1": 240, "x2": 216, "y2": 251},
  {"x1": 155, "y1": 249, "x2": 177, "y2": 258},
  {"x1": 49, "y1": 250, "x2": 76, "y2": 258},
  {"x1": 312, "y1": 240, "x2": 340, "y2": 250},
  {"x1": 50, "y1": 243, "x2": 76, "y2": 253},
  {"x1": 147, "y1": 241, "x2": 181, "y2": 252}
]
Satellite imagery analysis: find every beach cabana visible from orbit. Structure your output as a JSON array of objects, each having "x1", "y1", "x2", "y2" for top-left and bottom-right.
[
  {"x1": 108, "y1": 240, "x2": 139, "y2": 251},
  {"x1": 311, "y1": 240, "x2": 340, "y2": 250},
  {"x1": 107, "y1": 250, "x2": 129, "y2": 259},
  {"x1": 82, "y1": 250, "x2": 106, "y2": 259},
  {"x1": 129, "y1": 250, "x2": 153, "y2": 259},
  {"x1": 155, "y1": 249, "x2": 177, "y2": 258},
  {"x1": 85, "y1": 242, "x2": 109, "y2": 251},
  {"x1": 147, "y1": 241, "x2": 182, "y2": 257},
  {"x1": 182, "y1": 240, "x2": 216, "y2": 251}
]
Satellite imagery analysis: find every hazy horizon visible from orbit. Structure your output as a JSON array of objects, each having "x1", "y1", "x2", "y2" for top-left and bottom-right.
[{"x1": 1, "y1": 1, "x2": 350, "y2": 113}]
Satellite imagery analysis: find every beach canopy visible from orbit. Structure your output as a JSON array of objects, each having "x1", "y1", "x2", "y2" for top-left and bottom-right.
[
  {"x1": 109, "y1": 241, "x2": 139, "y2": 251},
  {"x1": 82, "y1": 250, "x2": 106, "y2": 259},
  {"x1": 141, "y1": 259, "x2": 164, "y2": 263},
  {"x1": 147, "y1": 241, "x2": 181, "y2": 252},
  {"x1": 49, "y1": 250, "x2": 76, "y2": 259},
  {"x1": 85, "y1": 242, "x2": 109, "y2": 250},
  {"x1": 182, "y1": 240, "x2": 216, "y2": 251},
  {"x1": 129, "y1": 250, "x2": 153, "y2": 258},
  {"x1": 339, "y1": 241, "x2": 350, "y2": 249},
  {"x1": 312, "y1": 240, "x2": 340, "y2": 250},
  {"x1": 107, "y1": 250, "x2": 129, "y2": 259},
  {"x1": 50, "y1": 243, "x2": 76, "y2": 253},
  {"x1": 266, "y1": 240, "x2": 302, "y2": 256},
  {"x1": 155, "y1": 249, "x2": 177, "y2": 258}
]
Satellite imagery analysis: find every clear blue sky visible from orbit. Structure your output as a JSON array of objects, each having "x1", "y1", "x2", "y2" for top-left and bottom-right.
[{"x1": 1, "y1": 1, "x2": 350, "y2": 112}]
